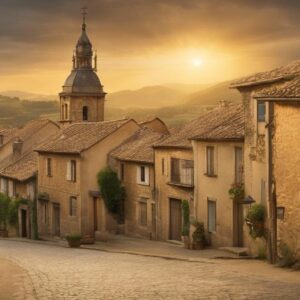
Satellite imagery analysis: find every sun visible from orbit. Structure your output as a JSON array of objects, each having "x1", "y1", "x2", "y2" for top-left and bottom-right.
[{"x1": 192, "y1": 58, "x2": 203, "y2": 67}]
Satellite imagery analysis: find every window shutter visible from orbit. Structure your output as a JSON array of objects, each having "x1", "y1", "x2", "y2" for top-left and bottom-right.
[
  {"x1": 67, "y1": 161, "x2": 71, "y2": 181},
  {"x1": 136, "y1": 166, "x2": 141, "y2": 183},
  {"x1": 145, "y1": 166, "x2": 150, "y2": 185}
]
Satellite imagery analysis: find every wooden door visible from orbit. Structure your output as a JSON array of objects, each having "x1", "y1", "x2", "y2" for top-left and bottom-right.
[
  {"x1": 233, "y1": 201, "x2": 244, "y2": 247},
  {"x1": 93, "y1": 198, "x2": 98, "y2": 231},
  {"x1": 169, "y1": 199, "x2": 182, "y2": 241},
  {"x1": 21, "y1": 209, "x2": 27, "y2": 238},
  {"x1": 53, "y1": 204, "x2": 60, "y2": 236}
]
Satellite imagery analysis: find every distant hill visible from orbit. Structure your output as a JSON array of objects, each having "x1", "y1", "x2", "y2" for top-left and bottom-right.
[
  {"x1": 0, "y1": 80, "x2": 242, "y2": 128},
  {"x1": 0, "y1": 95, "x2": 59, "y2": 127},
  {"x1": 0, "y1": 90, "x2": 58, "y2": 101},
  {"x1": 187, "y1": 81, "x2": 241, "y2": 106},
  {"x1": 106, "y1": 85, "x2": 187, "y2": 109}
]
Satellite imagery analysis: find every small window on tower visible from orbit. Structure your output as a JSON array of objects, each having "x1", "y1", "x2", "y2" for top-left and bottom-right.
[{"x1": 83, "y1": 106, "x2": 88, "y2": 121}]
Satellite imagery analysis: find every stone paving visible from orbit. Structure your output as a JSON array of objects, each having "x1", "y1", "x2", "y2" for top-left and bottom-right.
[{"x1": 0, "y1": 240, "x2": 300, "y2": 300}]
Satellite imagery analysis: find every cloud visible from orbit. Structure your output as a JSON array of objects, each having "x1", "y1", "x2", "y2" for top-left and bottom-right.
[{"x1": 0, "y1": 0, "x2": 300, "y2": 92}]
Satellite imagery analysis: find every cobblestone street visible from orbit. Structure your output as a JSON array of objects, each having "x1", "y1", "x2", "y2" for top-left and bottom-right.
[{"x1": 0, "y1": 240, "x2": 299, "y2": 300}]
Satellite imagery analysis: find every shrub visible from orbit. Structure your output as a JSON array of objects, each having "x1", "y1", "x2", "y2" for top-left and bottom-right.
[
  {"x1": 97, "y1": 167, "x2": 124, "y2": 215},
  {"x1": 0, "y1": 193, "x2": 10, "y2": 229},
  {"x1": 192, "y1": 222, "x2": 206, "y2": 244},
  {"x1": 278, "y1": 242, "x2": 298, "y2": 268},
  {"x1": 245, "y1": 204, "x2": 265, "y2": 238},
  {"x1": 246, "y1": 204, "x2": 265, "y2": 222},
  {"x1": 228, "y1": 182, "x2": 245, "y2": 202},
  {"x1": 182, "y1": 200, "x2": 190, "y2": 236},
  {"x1": 66, "y1": 233, "x2": 82, "y2": 241}
]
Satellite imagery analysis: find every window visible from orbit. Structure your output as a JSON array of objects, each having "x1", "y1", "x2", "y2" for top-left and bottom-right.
[
  {"x1": 170, "y1": 158, "x2": 194, "y2": 186},
  {"x1": 234, "y1": 147, "x2": 243, "y2": 183},
  {"x1": 137, "y1": 165, "x2": 149, "y2": 185},
  {"x1": 69, "y1": 197, "x2": 77, "y2": 216},
  {"x1": 162, "y1": 158, "x2": 165, "y2": 175},
  {"x1": 0, "y1": 178, "x2": 8, "y2": 195},
  {"x1": 46, "y1": 158, "x2": 52, "y2": 177},
  {"x1": 27, "y1": 182, "x2": 35, "y2": 200},
  {"x1": 8, "y1": 180, "x2": 15, "y2": 197},
  {"x1": 120, "y1": 163, "x2": 125, "y2": 181},
  {"x1": 82, "y1": 106, "x2": 88, "y2": 121},
  {"x1": 208, "y1": 199, "x2": 216, "y2": 232},
  {"x1": 257, "y1": 102, "x2": 266, "y2": 122},
  {"x1": 67, "y1": 160, "x2": 77, "y2": 182},
  {"x1": 64, "y1": 104, "x2": 68, "y2": 120},
  {"x1": 61, "y1": 105, "x2": 65, "y2": 120},
  {"x1": 138, "y1": 198, "x2": 147, "y2": 226},
  {"x1": 206, "y1": 146, "x2": 215, "y2": 176}
]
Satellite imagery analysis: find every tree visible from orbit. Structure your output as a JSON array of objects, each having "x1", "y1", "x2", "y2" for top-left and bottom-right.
[{"x1": 97, "y1": 167, "x2": 124, "y2": 215}]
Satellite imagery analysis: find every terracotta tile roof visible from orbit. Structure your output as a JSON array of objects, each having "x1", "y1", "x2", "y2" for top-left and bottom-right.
[
  {"x1": 231, "y1": 60, "x2": 300, "y2": 88},
  {"x1": 110, "y1": 128, "x2": 168, "y2": 164},
  {"x1": 254, "y1": 76, "x2": 300, "y2": 99},
  {"x1": 17, "y1": 119, "x2": 60, "y2": 141},
  {"x1": 0, "y1": 128, "x2": 18, "y2": 146},
  {"x1": 35, "y1": 119, "x2": 134, "y2": 154},
  {"x1": 155, "y1": 103, "x2": 244, "y2": 148},
  {"x1": 0, "y1": 151, "x2": 37, "y2": 181},
  {"x1": 190, "y1": 104, "x2": 244, "y2": 141}
]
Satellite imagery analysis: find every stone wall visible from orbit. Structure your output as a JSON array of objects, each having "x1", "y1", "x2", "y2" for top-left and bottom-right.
[{"x1": 273, "y1": 102, "x2": 300, "y2": 256}]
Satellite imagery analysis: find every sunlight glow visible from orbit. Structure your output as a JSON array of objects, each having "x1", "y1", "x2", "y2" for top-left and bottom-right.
[{"x1": 192, "y1": 58, "x2": 203, "y2": 67}]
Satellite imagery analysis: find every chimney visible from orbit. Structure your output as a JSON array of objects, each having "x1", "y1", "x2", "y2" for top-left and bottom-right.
[
  {"x1": 218, "y1": 100, "x2": 231, "y2": 108},
  {"x1": 13, "y1": 137, "x2": 23, "y2": 157}
]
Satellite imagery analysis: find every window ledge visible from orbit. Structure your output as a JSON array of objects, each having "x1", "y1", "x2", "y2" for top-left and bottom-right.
[
  {"x1": 167, "y1": 181, "x2": 194, "y2": 189},
  {"x1": 204, "y1": 173, "x2": 218, "y2": 178},
  {"x1": 137, "y1": 182, "x2": 150, "y2": 186}
]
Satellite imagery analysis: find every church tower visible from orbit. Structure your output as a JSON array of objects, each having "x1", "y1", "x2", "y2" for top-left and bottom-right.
[{"x1": 59, "y1": 8, "x2": 105, "y2": 123}]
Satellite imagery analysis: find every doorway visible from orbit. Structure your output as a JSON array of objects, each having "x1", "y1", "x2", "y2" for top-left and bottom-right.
[
  {"x1": 52, "y1": 204, "x2": 60, "y2": 236},
  {"x1": 93, "y1": 198, "x2": 98, "y2": 232},
  {"x1": 21, "y1": 209, "x2": 27, "y2": 238},
  {"x1": 169, "y1": 198, "x2": 182, "y2": 241},
  {"x1": 233, "y1": 201, "x2": 244, "y2": 247}
]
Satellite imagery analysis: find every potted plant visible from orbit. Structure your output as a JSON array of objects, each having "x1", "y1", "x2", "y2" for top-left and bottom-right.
[
  {"x1": 181, "y1": 200, "x2": 190, "y2": 249},
  {"x1": 245, "y1": 204, "x2": 265, "y2": 238},
  {"x1": 228, "y1": 182, "x2": 245, "y2": 202},
  {"x1": 66, "y1": 233, "x2": 82, "y2": 248},
  {"x1": 191, "y1": 222, "x2": 206, "y2": 250}
]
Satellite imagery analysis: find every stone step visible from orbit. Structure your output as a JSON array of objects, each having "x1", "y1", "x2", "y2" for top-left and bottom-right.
[{"x1": 219, "y1": 247, "x2": 249, "y2": 257}]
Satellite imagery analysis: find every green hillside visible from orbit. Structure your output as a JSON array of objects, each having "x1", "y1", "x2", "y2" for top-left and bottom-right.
[{"x1": 0, "y1": 95, "x2": 59, "y2": 128}]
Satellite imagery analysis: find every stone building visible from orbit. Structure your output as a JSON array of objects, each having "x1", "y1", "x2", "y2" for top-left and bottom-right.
[
  {"x1": 59, "y1": 14, "x2": 105, "y2": 124},
  {"x1": 109, "y1": 124, "x2": 169, "y2": 240},
  {"x1": 0, "y1": 119, "x2": 60, "y2": 238},
  {"x1": 35, "y1": 119, "x2": 140, "y2": 240},
  {"x1": 190, "y1": 103, "x2": 245, "y2": 247},
  {"x1": 231, "y1": 60, "x2": 300, "y2": 261}
]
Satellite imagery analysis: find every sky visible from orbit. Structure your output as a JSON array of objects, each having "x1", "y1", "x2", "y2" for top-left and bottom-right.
[{"x1": 1, "y1": 0, "x2": 300, "y2": 94}]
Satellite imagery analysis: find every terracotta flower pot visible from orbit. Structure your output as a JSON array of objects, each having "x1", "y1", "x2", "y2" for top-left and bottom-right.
[
  {"x1": 192, "y1": 241, "x2": 205, "y2": 250},
  {"x1": 182, "y1": 236, "x2": 190, "y2": 249},
  {"x1": 67, "y1": 239, "x2": 81, "y2": 248}
]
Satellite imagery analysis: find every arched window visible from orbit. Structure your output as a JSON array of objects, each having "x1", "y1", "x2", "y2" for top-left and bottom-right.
[
  {"x1": 64, "y1": 104, "x2": 68, "y2": 120},
  {"x1": 61, "y1": 105, "x2": 65, "y2": 120},
  {"x1": 82, "y1": 106, "x2": 88, "y2": 121}
]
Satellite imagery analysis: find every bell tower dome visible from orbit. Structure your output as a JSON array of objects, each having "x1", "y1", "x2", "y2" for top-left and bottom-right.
[{"x1": 59, "y1": 7, "x2": 106, "y2": 123}]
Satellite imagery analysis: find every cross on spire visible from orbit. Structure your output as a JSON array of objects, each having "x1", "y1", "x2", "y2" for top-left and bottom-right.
[{"x1": 81, "y1": 6, "x2": 87, "y2": 31}]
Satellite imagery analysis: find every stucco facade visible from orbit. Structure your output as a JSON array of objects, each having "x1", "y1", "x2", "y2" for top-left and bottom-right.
[
  {"x1": 37, "y1": 120, "x2": 140, "y2": 240},
  {"x1": 192, "y1": 140, "x2": 244, "y2": 247},
  {"x1": 154, "y1": 148, "x2": 194, "y2": 241}
]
